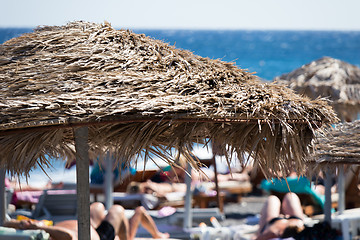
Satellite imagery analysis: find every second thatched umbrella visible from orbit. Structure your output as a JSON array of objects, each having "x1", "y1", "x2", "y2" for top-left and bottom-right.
[
  {"x1": 314, "y1": 120, "x2": 360, "y2": 164},
  {"x1": 275, "y1": 57, "x2": 360, "y2": 122},
  {"x1": 0, "y1": 22, "x2": 337, "y2": 238}
]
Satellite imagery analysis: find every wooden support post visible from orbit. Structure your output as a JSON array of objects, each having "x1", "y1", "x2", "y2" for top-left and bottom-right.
[
  {"x1": 74, "y1": 127, "x2": 90, "y2": 240},
  {"x1": 104, "y1": 151, "x2": 113, "y2": 210},
  {"x1": 211, "y1": 141, "x2": 221, "y2": 212},
  {"x1": 338, "y1": 165, "x2": 345, "y2": 214},
  {"x1": 183, "y1": 162, "x2": 193, "y2": 229},
  {"x1": 0, "y1": 168, "x2": 6, "y2": 226},
  {"x1": 324, "y1": 167, "x2": 332, "y2": 224},
  {"x1": 212, "y1": 154, "x2": 221, "y2": 212}
]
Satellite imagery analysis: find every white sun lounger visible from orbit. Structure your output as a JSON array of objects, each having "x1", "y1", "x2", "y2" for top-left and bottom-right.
[
  {"x1": 0, "y1": 226, "x2": 50, "y2": 240},
  {"x1": 113, "y1": 192, "x2": 159, "y2": 210}
]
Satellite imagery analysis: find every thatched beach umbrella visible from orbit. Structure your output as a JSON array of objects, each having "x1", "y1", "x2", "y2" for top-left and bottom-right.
[
  {"x1": 314, "y1": 120, "x2": 360, "y2": 165},
  {"x1": 310, "y1": 120, "x2": 360, "y2": 223},
  {"x1": 274, "y1": 57, "x2": 360, "y2": 122},
  {"x1": 0, "y1": 21, "x2": 337, "y2": 238}
]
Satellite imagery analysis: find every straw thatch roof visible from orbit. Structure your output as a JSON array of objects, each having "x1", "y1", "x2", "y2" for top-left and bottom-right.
[
  {"x1": 274, "y1": 57, "x2": 360, "y2": 122},
  {"x1": 0, "y1": 21, "x2": 337, "y2": 177},
  {"x1": 312, "y1": 120, "x2": 360, "y2": 165}
]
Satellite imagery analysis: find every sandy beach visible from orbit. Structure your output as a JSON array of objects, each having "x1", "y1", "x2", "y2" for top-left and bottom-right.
[{"x1": 221, "y1": 195, "x2": 267, "y2": 227}]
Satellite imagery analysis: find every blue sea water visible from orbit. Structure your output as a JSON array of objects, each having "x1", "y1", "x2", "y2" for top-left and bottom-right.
[
  {"x1": 1, "y1": 28, "x2": 360, "y2": 183},
  {"x1": 136, "y1": 30, "x2": 360, "y2": 80}
]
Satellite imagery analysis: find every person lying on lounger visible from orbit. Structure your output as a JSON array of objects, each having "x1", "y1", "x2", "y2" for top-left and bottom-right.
[
  {"x1": 255, "y1": 192, "x2": 305, "y2": 240},
  {"x1": 128, "y1": 171, "x2": 249, "y2": 198},
  {"x1": 5, "y1": 202, "x2": 169, "y2": 240},
  {"x1": 5, "y1": 177, "x2": 64, "y2": 192},
  {"x1": 128, "y1": 154, "x2": 250, "y2": 198}
]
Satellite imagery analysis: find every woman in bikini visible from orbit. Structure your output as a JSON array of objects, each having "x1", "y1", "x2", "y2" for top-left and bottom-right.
[
  {"x1": 255, "y1": 192, "x2": 305, "y2": 240},
  {"x1": 5, "y1": 202, "x2": 169, "y2": 240}
]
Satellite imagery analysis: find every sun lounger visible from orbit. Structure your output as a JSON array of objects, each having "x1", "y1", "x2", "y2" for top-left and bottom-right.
[
  {"x1": 156, "y1": 192, "x2": 188, "y2": 209},
  {"x1": 33, "y1": 189, "x2": 77, "y2": 221},
  {"x1": 123, "y1": 209, "x2": 192, "y2": 239},
  {"x1": 112, "y1": 191, "x2": 190, "y2": 210},
  {"x1": 136, "y1": 224, "x2": 192, "y2": 239},
  {"x1": 226, "y1": 216, "x2": 317, "y2": 240},
  {"x1": 113, "y1": 192, "x2": 159, "y2": 210},
  {"x1": 12, "y1": 189, "x2": 77, "y2": 223},
  {"x1": 193, "y1": 192, "x2": 226, "y2": 212},
  {"x1": 312, "y1": 208, "x2": 360, "y2": 240},
  {"x1": 197, "y1": 180, "x2": 252, "y2": 203},
  {"x1": 125, "y1": 206, "x2": 224, "y2": 228},
  {"x1": 90, "y1": 169, "x2": 158, "y2": 201},
  {"x1": 0, "y1": 226, "x2": 50, "y2": 240},
  {"x1": 125, "y1": 206, "x2": 226, "y2": 239},
  {"x1": 217, "y1": 181, "x2": 252, "y2": 200},
  {"x1": 169, "y1": 207, "x2": 225, "y2": 226}
]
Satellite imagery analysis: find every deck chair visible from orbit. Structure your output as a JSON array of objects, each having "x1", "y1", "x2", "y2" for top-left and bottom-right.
[
  {"x1": 113, "y1": 192, "x2": 160, "y2": 210},
  {"x1": 90, "y1": 169, "x2": 157, "y2": 201},
  {"x1": 0, "y1": 227, "x2": 50, "y2": 240},
  {"x1": 135, "y1": 223, "x2": 192, "y2": 239},
  {"x1": 170, "y1": 207, "x2": 225, "y2": 226},
  {"x1": 13, "y1": 189, "x2": 77, "y2": 223},
  {"x1": 197, "y1": 180, "x2": 252, "y2": 204},
  {"x1": 32, "y1": 189, "x2": 77, "y2": 221}
]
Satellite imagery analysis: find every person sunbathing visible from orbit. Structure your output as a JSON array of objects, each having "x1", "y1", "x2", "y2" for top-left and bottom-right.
[
  {"x1": 255, "y1": 192, "x2": 305, "y2": 240},
  {"x1": 5, "y1": 177, "x2": 64, "y2": 192},
  {"x1": 129, "y1": 159, "x2": 250, "y2": 198},
  {"x1": 128, "y1": 180, "x2": 187, "y2": 198},
  {"x1": 4, "y1": 202, "x2": 170, "y2": 240},
  {"x1": 5, "y1": 177, "x2": 65, "y2": 208}
]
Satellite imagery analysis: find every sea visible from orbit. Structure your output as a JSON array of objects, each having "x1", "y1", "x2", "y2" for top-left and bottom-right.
[{"x1": 1, "y1": 28, "x2": 360, "y2": 185}]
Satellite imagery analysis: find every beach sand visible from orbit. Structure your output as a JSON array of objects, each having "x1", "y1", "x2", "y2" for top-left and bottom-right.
[{"x1": 221, "y1": 195, "x2": 267, "y2": 227}]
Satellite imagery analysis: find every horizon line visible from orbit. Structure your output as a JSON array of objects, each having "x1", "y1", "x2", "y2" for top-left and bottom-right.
[{"x1": 1, "y1": 25, "x2": 360, "y2": 32}]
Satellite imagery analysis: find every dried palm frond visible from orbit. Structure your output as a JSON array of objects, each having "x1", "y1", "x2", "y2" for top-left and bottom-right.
[{"x1": 311, "y1": 120, "x2": 360, "y2": 166}]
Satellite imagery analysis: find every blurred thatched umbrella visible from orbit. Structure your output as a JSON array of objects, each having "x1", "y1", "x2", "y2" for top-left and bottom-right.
[
  {"x1": 274, "y1": 57, "x2": 360, "y2": 122},
  {"x1": 0, "y1": 21, "x2": 337, "y2": 238},
  {"x1": 314, "y1": 120, "x2": 360, "y2": 164}
]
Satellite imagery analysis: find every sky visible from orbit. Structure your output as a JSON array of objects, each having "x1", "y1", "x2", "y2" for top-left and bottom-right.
[{"x1": 1, "y1": 0, "x2": 360, "y2": 30}]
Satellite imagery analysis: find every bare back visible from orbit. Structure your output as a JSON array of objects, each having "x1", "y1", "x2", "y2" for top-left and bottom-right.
[{"x1": 54, "y1": 220, "x2": 100, "y2": 240}]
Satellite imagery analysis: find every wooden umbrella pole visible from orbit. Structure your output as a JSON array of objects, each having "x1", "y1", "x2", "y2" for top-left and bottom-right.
[
  {"x1": 104, "y1": 151, "x2": 113, "y2": 210},
  {"x1": 0, "y1": 168, "x2": 6, "y2": 226},
  {"x1": 338, "y1": 165, "x2": 345, "y2": 214},
  {"x1": 183, "y1": 162, "x2": 193, "y2": 229},
  {"x1": 211, "y1": 153, "x2": 221, "y2": 212},
  {"x1": 324, "y1": 167, "x2": 332, "y2": 224},
  {"x1": 74, "y1": 126, "x2": 90, "y2": 240}
]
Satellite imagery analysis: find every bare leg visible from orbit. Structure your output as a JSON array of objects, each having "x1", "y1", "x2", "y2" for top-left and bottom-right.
[
  {"x1": 281, "y1": 192, "x2": 304, "y2": 219},
  {"x1": 129, "y1": 206, "x2": 169, "y2": 240},
  {"x1": 90, "y1": 202, "x2": 107, "y2": 229},
  {"x1": 257, "y1": 195, "x2": 281, "y2": 236},
  {"x1": 142, "y1": 181, "x2": 174, "y2": 198},
  {"x1": 217, "y1": 173, "x2": 250, "y2": 182},
  {"x1": 104, "y1": 205, "x2": 130, "y2": 240}
]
